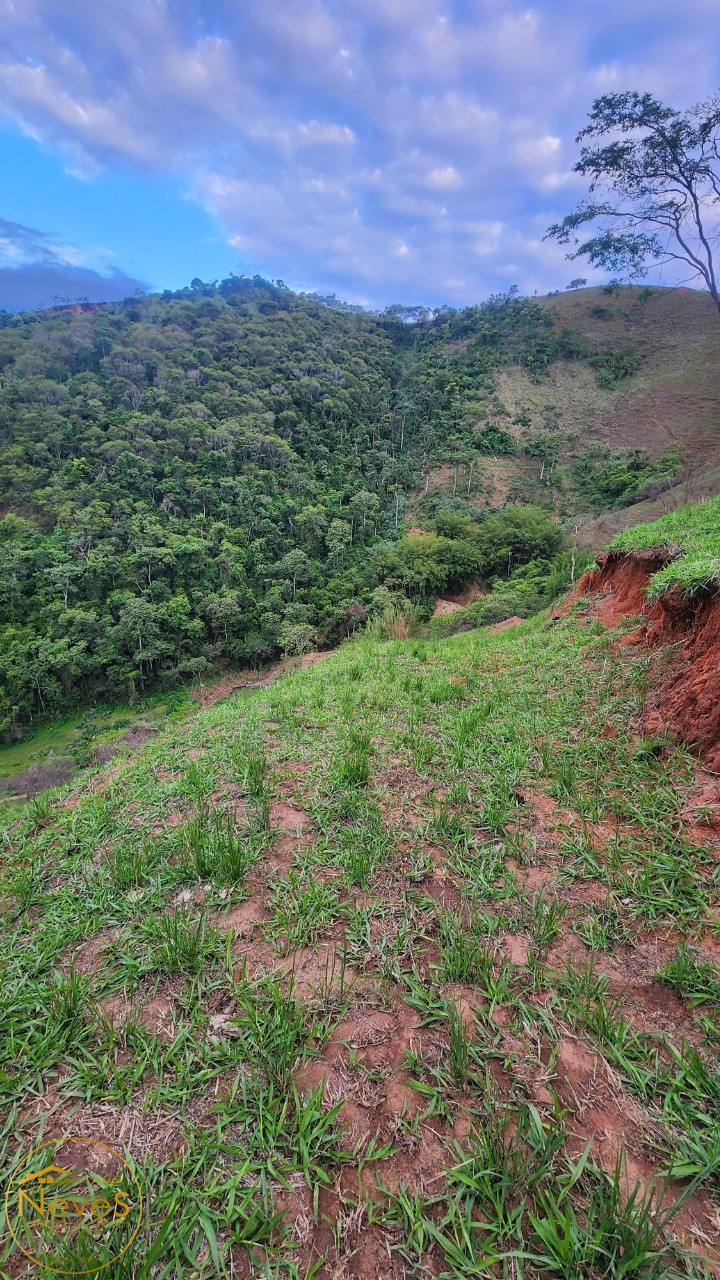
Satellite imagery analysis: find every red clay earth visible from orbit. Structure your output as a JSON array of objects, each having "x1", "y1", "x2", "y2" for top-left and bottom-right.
[
  {"x1": 490, "y1": 615, "x2": 524, "y2": 634},
  {"x1": 568, "y1": 549, "x2": 720, "y2": 772}
]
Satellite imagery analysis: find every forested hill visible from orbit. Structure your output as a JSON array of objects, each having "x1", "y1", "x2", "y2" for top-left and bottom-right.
[{"x1": 0, "y1": 275, "x2": 713, "y2": 734}]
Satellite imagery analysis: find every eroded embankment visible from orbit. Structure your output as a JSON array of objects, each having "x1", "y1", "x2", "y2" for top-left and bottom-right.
[{"x1": 571, "y1": 548, "x2": 720, "y2": 771}]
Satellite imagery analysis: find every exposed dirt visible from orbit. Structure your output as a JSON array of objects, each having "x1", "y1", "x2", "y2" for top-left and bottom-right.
[
  {"x1": 19, "y1": 1078, "x2": 214, "y2": 1164},
  {"x1": 490, "y1": 615, "x2": 524, "y2": 634},
  {"x1": 270, "y1": 801, "x2": 313, "y2": 834},
  {"x1": 100, "y1": 991, "x2": 179, "y2": 1043},
  {"x1": 220, "y1": 895, "x2": 266, "y2": 936},
  {"x1": 550, "y1": 1035, "x2": 719, "y2": 1252},
  {"x1": 432, "y1": 583, "x2": 485, "y2": 616},
  {"x1": 63, "y1": 928, "x2": 118, "y2": 976},
  {"x1": 569, "y1": 549, "x2": 720, "y2": 770},
  {"x1": 195, "y1": 651, "x2": 332, "y2": 709},
  {"x1": 644, "y1": 591, "x2": 720, "y2": 771},
  {"x1": 564, "y1": 548, "x2": 672, "y2": 626}
]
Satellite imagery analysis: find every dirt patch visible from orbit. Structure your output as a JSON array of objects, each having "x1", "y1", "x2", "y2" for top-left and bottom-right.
[
  {"x1": 64, "y1": 929, "x2": 118, "y2": 976},
  {"x1": 519, "y1": 865, "x2": 557, "y2": 892},
  {"x1": 220, "y1": 895, "x2": 266, "y2": 935},
  {"x1": 231, "y1": 938, "x2": 357, "y2": 999},
  {"x1": 422, "y1": 875, "x2": 461, "y2": 910},
  {"x1": 195, "y1": 651, "x2": 333, "y2": 709},
  {"x1": 18, "y1": 1095, "x2": 186, "y2": 1163},
  {"x1": 550, "y1": 1036, "x2": 719, "y2": 1257},
  {"x1": 499, "y1": 932, "x2": 531, "y2": 966},
  {"x1": 433, "y1": 598, "x2": 464, "y2": 616},
  {"x1": 101, "y1": 992, "x2": 178, "y2": 1043},
  {"x1": 270, "y1": 801, "x2": 312, "y2": 834},
  {"x1": 490, "y1": 615, "x2": 524, "y2": 634},
  {"x1": 644, "y1": 592, "x2": 720, "y2": 771},
  {"x1": 91, "y1": 761, "x2": 127, "y2": 793},
  {"x1": 432, "y1": 583, "x2": 486, "y2": 616},
  {"x1": 565, "y1": 548, "x2": 672, "y2": 627},
  {"x1": 551, "y1": 1035, "x2": 657, "y2": 1171},
  {"x1": 281, "y1": 940, "x2": 358, "y2": 1000},
  {"x1": 0, "y1": 756, "x2": 76, "y2": 798}
]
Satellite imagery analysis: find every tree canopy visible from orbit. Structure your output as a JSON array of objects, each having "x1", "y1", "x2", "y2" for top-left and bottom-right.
[{"x1": 546, "y1": 91, "x2": 720, "y2": 317}]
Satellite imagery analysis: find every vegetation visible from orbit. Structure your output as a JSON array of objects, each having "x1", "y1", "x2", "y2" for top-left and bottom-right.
[
  {"x1": 570, "y1": 446, "x2": 680, "y2": 510},
  {"x1": 374, "y1": 503, "x2": 566, "y2": 601},
  {"x1": 611, "y1": 495, "x2": 720, "y2": 599},
  {"x1": 0, "y1": 276, "x2": 683, "y2": 737},
  {"x1": 1, "y1": 552, "x2": 719, "y2": 1274},
  {"x1": 0, "y1": 690, "x2": 191, "y2": 798},
  {"x1": 437, "y1": 549, "x2": 595, "y2": 630}
]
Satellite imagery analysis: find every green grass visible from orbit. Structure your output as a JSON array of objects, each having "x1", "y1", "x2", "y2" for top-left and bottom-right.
[
  {"x1": 0, "y1": 714, "x2": 85, "y2": 780},
  {"x1": 0, "y1": 693, "x2": 190, "y2": 785},
  {"x1": 611, "y1": 495, "x2": 720, "y2": 599},
  {"x1": 374, "y1": 1097, "x2": 704, "y2": 1279},
  {"x1": 1, "y1": 548, "x2": 719, "y2": 1274}
]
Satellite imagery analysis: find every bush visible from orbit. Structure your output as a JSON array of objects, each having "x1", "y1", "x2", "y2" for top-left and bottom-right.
[
  {"x1": 570, "y1": 448, "x2": 680, "y2": 511},
  {"x1": 475, "y1": 423, "x2": 515, "y2": 455},
  {"x1": 590, "y1": 348, "x2": 639, "y2": 388},
  {"x1": 448, "y1": 549, "x2": 592, "y2": 632},
  {"x1": 471, "y1": 506, "x2": 566, "y2": 576},
  {"x1": 464, "y1": 593, "x2": 527, "y2": 626}
]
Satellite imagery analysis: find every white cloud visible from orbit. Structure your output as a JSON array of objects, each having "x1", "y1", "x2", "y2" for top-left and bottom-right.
[
  {"x1": 0, "y1": 0, "x2": 718, "y2": 304},
  {"x1": 469, "y1": 221, "x2": 503, "y2": 256},
  {"x1": 0, "y1": 215, "x2": 148, "y2": 308},
  {"x1": 425, "y1": 165, "x2": 462, "y2": 189},
  {"x1": 295, "y1": 121, "x2": 355, "y2": 146}
]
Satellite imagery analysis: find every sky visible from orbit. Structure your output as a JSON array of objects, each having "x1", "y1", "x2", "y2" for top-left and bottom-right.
[{"x1": 1, "y1": 0, "x2": 719, "y2": 311}]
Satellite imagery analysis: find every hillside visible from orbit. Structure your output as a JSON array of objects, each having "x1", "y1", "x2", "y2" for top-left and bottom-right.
[
  {"x1": 2, "y1": 500, "x2": 720, "y2": 1277},
  {"x1": 419, "y1": 285, "x2": 720, "y2": 535},
  {"x1": 1, "y1": 278, "x2": 719, "y2": 741},
  {"x1": 534, "y1": 287, "x2": 720, "y2": 545}
]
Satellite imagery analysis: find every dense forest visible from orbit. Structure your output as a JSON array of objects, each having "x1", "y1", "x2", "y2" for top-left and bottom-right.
[{"x1": 0, "y1": 276, "x2": 677, "y2": 736}]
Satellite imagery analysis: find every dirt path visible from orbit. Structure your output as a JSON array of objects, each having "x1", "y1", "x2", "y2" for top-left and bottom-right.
[{"x1": 193, "y1": 650, "x2": 332, "y2": 709}]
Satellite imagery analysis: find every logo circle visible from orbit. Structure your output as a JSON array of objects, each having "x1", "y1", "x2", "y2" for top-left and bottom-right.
[{"x1": 5, "y1": 1136, "x2": 143, "y2": 1275}]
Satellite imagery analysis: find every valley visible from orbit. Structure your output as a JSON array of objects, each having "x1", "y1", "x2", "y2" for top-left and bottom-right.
[{"x1": 2, "y1": 279, "x2": 718, "y2": 746}]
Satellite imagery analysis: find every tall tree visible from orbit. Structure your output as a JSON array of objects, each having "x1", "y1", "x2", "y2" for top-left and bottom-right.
[{"x1": 546, "y1": 91, "x2": 720, "y2": 318}]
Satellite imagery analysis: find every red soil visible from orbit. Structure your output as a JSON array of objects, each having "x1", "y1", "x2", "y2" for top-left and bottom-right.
[
  {"x1": 570, "y1": 549, "x2": 720, "y2": 771},
  {"x1": 570, "y1": 548, "x2": 671, "y2": 627},
  {"x1": 490, "y1": 614, "x2": 524, "y2": 633},
  {"x1": 644, "y1": 590, "x2": 720, "y2": 771}
]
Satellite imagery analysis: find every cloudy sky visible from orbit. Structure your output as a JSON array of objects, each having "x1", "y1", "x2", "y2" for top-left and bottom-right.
[{"x1": 1, "y1": 0, "x2": 719, "y2": 310}]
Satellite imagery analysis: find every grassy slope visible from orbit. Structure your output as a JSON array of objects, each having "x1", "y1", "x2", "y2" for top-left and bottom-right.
[
  {"x1": 611, "y1": 495, "x2": 720, "y2": 599},
  {"x1": 542, "y1": 287, "x2": 720, "y2": 464},
  {"x1": 2, "y1": 599, "x2": 720, "y2": 1275},
  {"x1": 0, "y1": 700, "x2": 199, "y2": 823},
  {"x1": 419, "y1": 286, "x2": 720, "y2": 547}
]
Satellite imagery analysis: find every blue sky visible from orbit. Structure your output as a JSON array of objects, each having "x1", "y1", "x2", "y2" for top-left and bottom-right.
[{"x1": 1, "y1": 0, "x2": 719, "y2": 310}]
